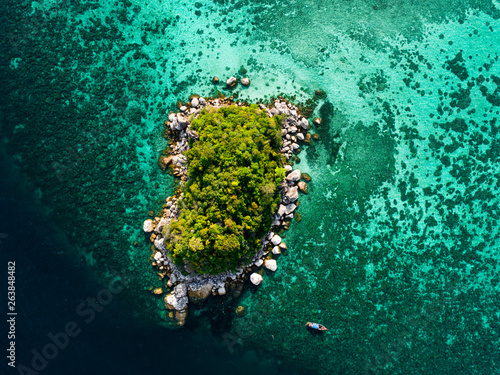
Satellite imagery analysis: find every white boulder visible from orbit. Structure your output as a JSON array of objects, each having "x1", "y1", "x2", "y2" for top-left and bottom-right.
[
  {"x1": 226, "y1": 76, "x2": 237, "y2": 87},
  {"x1": 271, "y1": 234, "x2": 281, "y2": 246},
  {"x1": 264, "y1": 259, "x2": 277, "y2": 272},
  {"x1": 250, "y1": 273, "x2": 263, "y2": 285},
  {"x1": 143, "y1": 219, "x2": 153, "y2": 232}
]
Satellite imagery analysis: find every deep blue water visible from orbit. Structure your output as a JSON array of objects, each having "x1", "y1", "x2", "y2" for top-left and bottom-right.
[{"x1": 0, "y1": 153, "x2": 310, "y2": 375}]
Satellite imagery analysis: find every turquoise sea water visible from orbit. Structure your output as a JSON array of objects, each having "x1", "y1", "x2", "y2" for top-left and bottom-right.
[{"x1": 1, "y1": 0, "x2": 500, "y2": 374}]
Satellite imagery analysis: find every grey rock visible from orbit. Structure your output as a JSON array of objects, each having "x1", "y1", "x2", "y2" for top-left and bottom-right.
[
  {"x1": 300, "y1": 118, "x2": 309, "y2": 129},
  {"x1": 156, "y1": 217, "x2": 168, "y2": 233},
  {"x1": 285, "y1": 203, "x2": 296, "y2": 215},
  {"x1": 175, "y1": 283, "x2": 187, "y2": 298},
  {"x1": 188, "y1": 281, "x2": 214, "y2": 303},
  {"x1": 154, "y1": 237, "x2": 166, "y2": 252},
  {"x1": 286, "y1": 169, "x2": 301, "y2": 182},
  {"x1": 186, "y1": 128, "x2": 199, "y2": 140},
  {"x1": 285, "y1": 186, "x2": 299, "y2": 203},
  {"x1": 277, "y1": 204, "x2": 287, "y2": 217},
  {"x1": 165, "y1": 293, "x2": 188, "y2": 311},
  {"x1": 172, "y1": 154, "x2": 187, "y2": 166},
  {"x1": 274, "y1": 101, "x2": 290, "y2": 115},
  {"x1": 177, "y1": 114, "x2": 188, "y2": 129}
]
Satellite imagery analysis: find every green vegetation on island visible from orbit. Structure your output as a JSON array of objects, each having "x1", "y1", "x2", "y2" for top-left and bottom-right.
[{"x1": 163, "y1": 104, "x2": 286, "y2": 274}]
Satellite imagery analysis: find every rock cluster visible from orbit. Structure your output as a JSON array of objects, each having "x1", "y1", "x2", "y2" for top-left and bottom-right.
[{"x1": 145, "y1": 94, "x2": 312, "y2": 326}]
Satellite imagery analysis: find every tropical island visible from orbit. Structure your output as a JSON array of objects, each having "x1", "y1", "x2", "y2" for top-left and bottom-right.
[
  {"x1": 165, "y1": 104, "x2": 286, "y2": 274},
  {"x1": 143, "y1": 79, "x2": 317, "y2": 325}
]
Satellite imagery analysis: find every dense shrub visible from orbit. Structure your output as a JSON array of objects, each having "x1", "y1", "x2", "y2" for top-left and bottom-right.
[{"x1": 163, "y1": 104, "x2": 286, "y2": 274}]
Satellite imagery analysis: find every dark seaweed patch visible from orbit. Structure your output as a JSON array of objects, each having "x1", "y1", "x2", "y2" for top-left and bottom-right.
[{"x1": 446, "y1": 51, "x2": 469, "y2": 81}]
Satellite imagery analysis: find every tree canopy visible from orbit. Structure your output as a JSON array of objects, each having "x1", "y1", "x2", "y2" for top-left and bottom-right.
[{"x1": 163, "y1": 104, "x2": 285, "y2": 274}]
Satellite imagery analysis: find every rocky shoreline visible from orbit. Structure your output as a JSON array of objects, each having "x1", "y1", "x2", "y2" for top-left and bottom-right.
[{"x1": 143, "y1": 84, "x2": 314, "y2": 325}]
